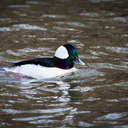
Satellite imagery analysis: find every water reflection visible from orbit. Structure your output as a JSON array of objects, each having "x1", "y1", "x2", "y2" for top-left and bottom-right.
[{"x1": 0, "y1": 67, "x2": 102, "y2": 126}]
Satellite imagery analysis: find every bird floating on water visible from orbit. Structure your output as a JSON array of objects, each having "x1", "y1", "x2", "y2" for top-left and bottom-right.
[{"x1": 3, "y1": 44, "x2": 85, "y2": 79}]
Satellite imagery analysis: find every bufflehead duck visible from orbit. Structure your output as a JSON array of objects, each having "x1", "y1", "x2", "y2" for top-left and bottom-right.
[{"x1": 4, "y1": 44, "x2": 85, "y2": 79}]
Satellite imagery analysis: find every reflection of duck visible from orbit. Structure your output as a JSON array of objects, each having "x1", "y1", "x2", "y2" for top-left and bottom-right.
[{"x1": 4, "y1": 44, "x2": 85, "y2": 79}]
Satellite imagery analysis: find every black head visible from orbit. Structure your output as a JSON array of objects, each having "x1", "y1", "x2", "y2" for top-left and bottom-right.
[{"x1": 54, "y1": 44, "x2": 85, "y2": 69}]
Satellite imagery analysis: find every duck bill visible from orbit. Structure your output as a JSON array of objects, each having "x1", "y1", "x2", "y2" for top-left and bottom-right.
[{"x1": 74, "y1": 57, "x2": 85, "y2": 66}]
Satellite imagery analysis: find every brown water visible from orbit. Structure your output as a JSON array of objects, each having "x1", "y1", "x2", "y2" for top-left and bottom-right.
[{"x1": 0, "y1": 0, "x2": 128, "y2": 127}]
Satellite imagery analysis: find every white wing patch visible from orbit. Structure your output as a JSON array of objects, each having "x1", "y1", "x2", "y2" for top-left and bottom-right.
[{"x1": 54, "y1": 46, "x2": 69, "y2": 59}]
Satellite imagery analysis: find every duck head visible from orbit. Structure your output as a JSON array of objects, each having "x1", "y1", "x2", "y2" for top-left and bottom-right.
[{"x1": 54, "y1": 44, "x2": 85, "y2": 69}]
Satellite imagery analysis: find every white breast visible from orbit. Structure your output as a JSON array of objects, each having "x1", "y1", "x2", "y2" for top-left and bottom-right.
[{"x1": 4, "y1": 64, "x2": 76, "y2": 79}]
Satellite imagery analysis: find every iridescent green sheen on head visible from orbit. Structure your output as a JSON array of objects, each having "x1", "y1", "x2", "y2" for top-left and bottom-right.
[
  {"x1": 64, "y1": 44, "x2": 78, "y2": 61},
  {"x1": 54, "y1": 44, "x2": 84, "y2": 69}
]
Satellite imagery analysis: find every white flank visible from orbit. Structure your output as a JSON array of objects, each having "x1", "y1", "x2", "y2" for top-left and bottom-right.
[
  {"x1": 4, "y1": 64, "x2": 76, "y2": 79},
  {"x1": 54, "y1": 46, "x2": 69, "y2": 59}
]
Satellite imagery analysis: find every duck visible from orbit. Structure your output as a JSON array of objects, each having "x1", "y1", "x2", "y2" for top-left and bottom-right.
[{"x1": 3, "y1": 44, "x2": 85, "y2": 79}]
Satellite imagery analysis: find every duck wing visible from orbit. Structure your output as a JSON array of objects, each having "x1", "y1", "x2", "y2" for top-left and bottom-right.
[{"x1": 14, "y1": 58, "x2": 55, "y2": 67}]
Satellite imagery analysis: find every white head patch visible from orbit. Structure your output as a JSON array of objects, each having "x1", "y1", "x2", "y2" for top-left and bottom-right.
[{"x1": 55, "y1": 46, "x2": 69, "y2": 59}]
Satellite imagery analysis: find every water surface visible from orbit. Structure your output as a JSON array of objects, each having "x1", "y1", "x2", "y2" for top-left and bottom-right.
[{"x1": 0, "y1": 0, "x2": 128, "y2": 127}]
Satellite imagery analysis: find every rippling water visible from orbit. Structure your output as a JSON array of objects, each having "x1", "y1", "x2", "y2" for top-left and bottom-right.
[{"x1": 0, "y1": 0, "x2": 128, "y2": 127}]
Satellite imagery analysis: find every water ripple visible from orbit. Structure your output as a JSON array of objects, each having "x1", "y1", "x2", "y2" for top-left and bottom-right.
[
  {"x1": 53, "y1": 26, "x2": 77, "y2": 31},
  {"x1": 13, "y1": 115, "x2": 54, "y2": 121},
  {"x1": 96, "y1": 113, "x2": 128, "y2": 120},
  {"x1": 89, "y1": 0, "x2": 115, "y2": 3},
  {"x1": 26, "y1": 1, "x2": 39, "y2": 5},
  {"x1": 2, "y1": 107, "x2": 73, "y2": 114},
  {"x1": 80, "y1": 12, "x2": 100, "y2": 17},
  {"x1": 41, "y1": 14, "x2": 66, "y2": 19},
  {"x1": 78, "y1": 121, "x2": 94, "y2": 127},
  {"x1": 90, "y1": 63, "x2": 128, "y2": 70},
  {"x1": 8, "y1": 5, "x2": 31, "y2": 8},
  {"x1": 105, "y1": 46, "x2": 128, "y2": 54},
  {"x1": 56, "y1": 21, "x2": 86, "y2": 28},
  {"x1": 6, "y1": 47, "x2": 51, "y2": 57},
  {"x1": 0, "y1": 24, "x2": 47, "y2": 32},
  {"x1": 113, "y1": 17, "x2": 128, "y2": 23}
]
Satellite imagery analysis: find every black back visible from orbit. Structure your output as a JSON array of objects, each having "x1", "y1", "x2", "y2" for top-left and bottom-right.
[{"x1": 14, "y1": 58, "x2": 55, "y2": 67}]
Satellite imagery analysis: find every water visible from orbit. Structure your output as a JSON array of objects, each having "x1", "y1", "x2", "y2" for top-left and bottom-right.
[{"x1": 0, "y1": 0, "x2": 128, "y2": 127}]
